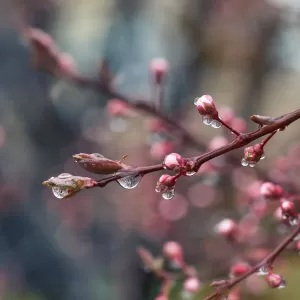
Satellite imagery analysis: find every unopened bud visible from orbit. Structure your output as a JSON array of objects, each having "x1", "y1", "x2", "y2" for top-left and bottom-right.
[
  {"x1": 163, "y1": 153, "x2": 183, "y2": 171},
  {"x1": 150, "y1": 58, "x2": 169, "y2": 85},
  {"x1": 215, "y1": 218, "x2": 238, "y2": 239},
  {"x1": 266, "y1": 273, "x2": 286, "y2": 289},
  {"x1": 162, "y1": 241, "x2": 183, "y2": 265},
  {"x1": 241, "y1": 144, "x2": 264, "y2": 167},
  {"x1": 183, "y1": 277, "x2": 201, "y2": 294},
  {"x1": 260, "y1": 182, "x2": 283, "y2": 200},
  {"x1": 230, "y1": 263, "x2": 250, "y2": 278},
  {"x1": 73, "y1": 153, "x2": 127, "y2": 175}
]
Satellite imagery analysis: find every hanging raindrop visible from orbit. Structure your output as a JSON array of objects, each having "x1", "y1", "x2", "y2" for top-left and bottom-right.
[
  {"x1": 289, "y1": 217, "x2": 299, "y2": 226},
  {"x1": 52, "y1": 186, "x2": 71, "y2": 199},
  {"x1": 260, "y1": 155, "x2": 266, "y2": 160},
  {"x1": 249, "y1": 163, "x2": 256, "y2": 168},
  {"x1": 162, "y1": 189, "x2": 175, "y2": 200},
  {"x1": 202, "y1": 116, "x2": 213, "y2": 126},
  {"x1": 58, "y1": 173, "x2": 72, "y2": 179},
  {"x1": 211, "y1": 120, "x2": 222, "y2": 129},
  {"x1": 241, "y1": 158, "x2": 249, "y2": 167},
  {"x1": 257, "y1": 265, "x2": 268, "y2": 276},
  {"x1": 277, "y1": 279, "x2": 286, "y2": 289},
  {"x1": 117, "y1": 174, "x2": 142, "y2": 189}
]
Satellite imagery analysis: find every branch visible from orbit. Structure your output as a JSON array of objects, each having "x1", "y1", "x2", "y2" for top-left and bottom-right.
[
  {"x1": 205, "y1": 221, "x2": 300, "y2": 300},
  {"x1": 95, "y1": 108, "x2": 300, "y2": 187}
]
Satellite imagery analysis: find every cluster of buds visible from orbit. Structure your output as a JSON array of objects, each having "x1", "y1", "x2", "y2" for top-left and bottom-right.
[
  {"x1": 194, "y1": 95, "x2": 221, "y2": 128},
  {"x1": 155, "y1": 175, "x2": 178, "y2": 200},
  {"x1": 241, "y1": 144, "x2": 265, "y2": 167},
  {"x1": 163, "y1": 153, "x2": 196, "y2": 176},
  {"x1": 260, "y1": 182, "x2": 284, "y2": 200},
  {"x1": 42, "y1": 173, "x2": 98, "y2": 199}
]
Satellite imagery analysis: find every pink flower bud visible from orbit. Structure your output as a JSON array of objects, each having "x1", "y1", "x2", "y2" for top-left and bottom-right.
[
  {"x1": 230, "y1": 263, "x2": 250, "y2": 278},
  {"x1": 183, "y1": 277, "x2": 201, "y2": 294},
  {"x1": 163, "y1": 153, "x2": 183, "y2": 171},
  {"x1": 150, "y1": 58, "x2": 169, "y2": 85},
  {"x1": 266, "y1": 273, "x2": 286, "y2": 289},
  {"x1": 260, "y1": 182, "x2": 284, "y2": 200},
  {"x1": 280, "y1": 200, "x2": 295, "y2": 215},
  {"x1": 215, "y1": 218, "x2": 238, "y2": 239},
  {"x1": 241, "y1": 144, "x2": 264, "y2": 167},
  {"x1": 194, "y1": 95, "x2": 217, "y2": 117},
  {"x1": 162, "y1": 241, "x2": 183, "y2": 264}
]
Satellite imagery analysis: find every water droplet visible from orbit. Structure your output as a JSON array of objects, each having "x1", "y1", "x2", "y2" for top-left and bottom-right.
[
  {"x1": 194, "y1": 97, "x2": 201, "y2": 106},
  {"x1": 257, "y1": 265, "x2": 268, "y2": 276},
  {"x1": 211, "y1": 120, "x2": 222, "y2": 129},
  {"x1": 260, "y1": 155, "x2": 266, "y2": 160},
  {"x1": 117, "y1": 174, "x2": 142, "y2": 189},
  {"x1": 290, "y1": 217, "x2": 299, "y2": 226},
  {"x1": 278, "y1": 279, "x2": 286, "y2": 289},
  {"x1": 155, "y1": 185, "x2": 162, "y2": 193},
  {"x1": 241, "y1": 158, "x2": 249, "y2": 167},
  {"x1": 58, "y1": 173, "x2": 72, "y2": 179},
  {"x1": 52, "y1": 186, "x2": 71, "y2": 199},
  {"x1": 162, "y1": 189, "x2": 175, "y2": 200},
  {"x1": 202, "y1": 116, "x2": 213, "y2": 126},
  {"x1": 249, "y1": 163, "x2": 256, "y2": 168},
  {"x1": 185, "y1": 170, "x2": 196, "y2": 176}
]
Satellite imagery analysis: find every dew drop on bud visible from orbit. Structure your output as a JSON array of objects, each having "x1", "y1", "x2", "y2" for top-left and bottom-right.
[
  {"x1": 155, "y1": 185, "x2": 161, "y2": 193},
  {"x1": 256, "y1": 265, "x2": 268, "y2": 276},
  {"x1": 117, "y1": 174, "x2": 142, "y2": 189},
  {"x1": 211, "y1": 120, "x2": 222, "y2": 129},
  {"x1": 260, "y1": 155, "x2": 266, "y2": 160},
  {"x1": 278, "y1": 279, "x2": 287, "y2": 289},
  {"x1": 194, "y1": 97, "x2": 201, "y2": 106},
  {"x1": 52, "y1": 186, "x2": 70, "y2": 199},
  {"x1": 289, "y1": 217, "x2": 299, "y2": 226},
  {"x1": 202, "y1": 116, "x2": 213, "y2": 126},
  {"x1": 241, "y1": 158, "x2": 249, "y2": 167},
  {"x1": 162, "y1": 189, "x2": 175, "y2": 200},
  {"x1": 58, "y1": 173, "x2": 72, "y2": 179},
  {"x1": 249, "y1": 163, "x2": 256, "y2": 168}
]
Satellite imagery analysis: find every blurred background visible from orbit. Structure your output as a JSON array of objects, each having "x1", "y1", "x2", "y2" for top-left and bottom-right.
[{"x1": 1, "y1": 0, "x2": 300, "y2": 299}]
